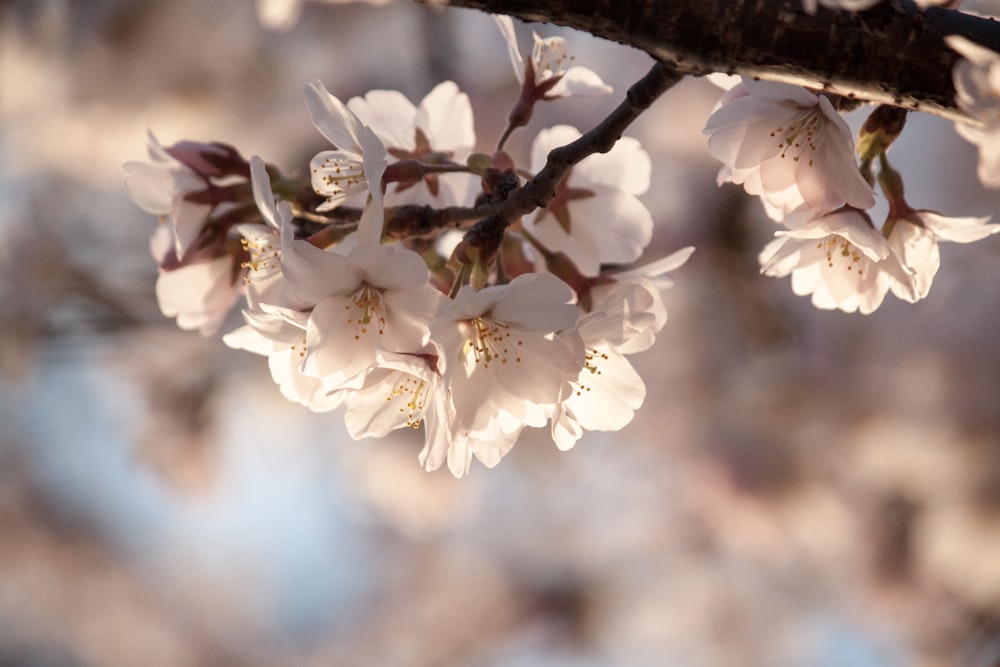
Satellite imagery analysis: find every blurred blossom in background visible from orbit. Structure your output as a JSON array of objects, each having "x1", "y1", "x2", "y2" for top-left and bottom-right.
[{"x1": 2, "y1": 0, "x2": 1000, "y2": 665}]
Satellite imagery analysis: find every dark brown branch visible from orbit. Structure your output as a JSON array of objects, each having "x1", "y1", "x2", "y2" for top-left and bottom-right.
[
  {"x1": 429, "y1": 0, "x2": 1000, "y2": 121},
  {"x1": 384, "y1": 61, "x2": 684, "y2": 239}
]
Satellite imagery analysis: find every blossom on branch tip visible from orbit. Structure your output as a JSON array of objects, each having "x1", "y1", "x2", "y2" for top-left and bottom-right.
[
  {"x1": 525, "y1": 125, "x2": 654, "y2": 277},
  {"x1": 945, "y1": 36, "x2": 1000, "y2": 189},
  {"x1": 759, "y1": 207, "x2": 914, "y2": 314},
  {"x1": 305, "y1": 81, "x2": 388, "y2": 224},
  {"x1": 703, "y1": 78, "x2": 875, "y2": 221},
  {"x1": 494, "y1": 15, "x2": 612, "y2": 100}
]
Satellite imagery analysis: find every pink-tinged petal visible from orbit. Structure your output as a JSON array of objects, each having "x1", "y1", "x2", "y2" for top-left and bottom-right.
[
  {"x1": 280, "y1": 217, "x2": 360, "y2": 304},
  {"x1": 303, "y1": 295, "x2": 379, "y2": 384},
  {"x1": 530, "y1": 125, "x2": 580, "y2": 173},
  {"x1": 820, "y1": 210, "x2": 889, "y2": 261},
  {"x1": 123, "y1": 160, "x2": 174, "y2": 214},
  {"x1": 347, "y1": 90, "x2": 417, "y2": 150},
  {"x1": 250, "y1": 155, "x2": 282, "y2": 230},
  {"x1": 348, "y1": 244, "x2": 429, "y2": 289},
  {"x1": 493, "y1": 14, "x2": 525, "y2": 84},
  {"x1": 492, "y1": 273, "x2": 578, "y2": 332},
  {"x1": 548, "y1": 66, "x2": 613, "y2": 97},
  {"x1": 222, "y1": 323, "x2": 275, "y2": 357},
  {"x1": 344, "y1": 367, "x2": 424, "y2": 439},
  {"x1": 268, "y1": 348, "x2": 345, "y2": 412},
  {"x1": 416, "y1": 81, "x2": 476, "y2": 154},
  {"x1": 889, "y1": 223, "x2": 939, "y2": 300},
  {"x1": 380, "y1": 288, "x2": 441, "y2": 352},
  {"x1": 354, "y1": 198, "x2": 385, "y2": 248},
  {"x1": 580, "y1": 281, "x2": 662, "y2": 348},
  {"x1": 705, "y1": 100, "x2": 789, "y2": 169},
  {"x1": 528, "y1": 210, "x2": 602, "y2": 277},
  {"x1": 155, "y1": 255, "x2": 241, "y2": 336},
  {"x1": 574, "y1": 136, "x2": 651, "y2": 195},
  {"x1": 170, "y1": 195, "x2": 212, "y2": 259},
  {"x1": 493, "y1": 334, "x2": 579, "y2": 405},
  {"x1": 567, "y1": 346, "x2": 645, "y2": 431},
  {"x1": 305, "y1": 81, "x2": 364, "y2": 150},
  {"x1": 360, "y1": 126, "x2": 388, "y2": 213},
  {"x1": 919, "y1": 212, "x2": 998, "y2": 243},
  {"x1": 569, "y1": 187, "x2": 654, "y2": 266}
]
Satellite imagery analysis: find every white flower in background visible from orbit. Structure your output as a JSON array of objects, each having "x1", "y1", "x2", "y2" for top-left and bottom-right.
[
  {"x1": 883, "y1": 210, "x2": 998, "y2": 301},
  {"x1": 428, "y1": 272, "x2": 581, "y2": 469},
  {"x1": 494, "y1": 15, "x2": 612, "y2": 99},
  {"x1": 946, "y1": 36, "x2": 1000, "y2": 188},
  {"x1": 124, "y1": 132, "x2": 219, "y2": 261},
  {"x1": 524, "y1": 125, "x2": 654, "y2": 276},
  {"x1": 551, "y1": 279, "x2": 667, "y2": 451},
  {"x1": 801, "y1": 0, "x2": 881, "y2": 12},
  {"x1": 255, "y1": 0, "x2": 393, "y2": 31},
  {"x1": 148, "y1": 226, "x2": 243, "y2": 335},
  {"x1": 759, "y1": 207, "x2": 914, "y2": 314},
  {"x1": 347, "y1": 82, "x2": 478, "y2": 208},
  {"x1": 306, "y1": 81, "x2": 389, "y2": 223},
  {"x1": 704, "y1": 78, "x2": 875, "y2": 221}
]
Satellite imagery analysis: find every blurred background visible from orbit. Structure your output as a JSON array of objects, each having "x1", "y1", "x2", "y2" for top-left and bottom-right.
[{"x1": 2, "y1": 0, "x2": 1000, "y2": 665}]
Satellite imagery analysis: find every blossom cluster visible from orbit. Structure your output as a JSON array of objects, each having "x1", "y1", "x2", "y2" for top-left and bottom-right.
[
  {"x1": 702, "y1": 70, "x2": 999, "y2": 314},
  {"x1": 124, "y1": 19, "x2": 692, "y2": 476}
]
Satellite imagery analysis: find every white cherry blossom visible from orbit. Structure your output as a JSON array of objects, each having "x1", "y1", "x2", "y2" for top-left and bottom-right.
[
  {"x1": 883, "y1": 209, "x2": 998, "y2": 301},
  {"x1": 494, "y1": 15, "x2": 612, "y2": 99},
  {"x1": 551, "y1": 279, "x2": 666, "y2": 451},
  {"x1": 306, "y1": 81, "x2": 389, "y2": 222},
  {"x1": 945, "y1": 36, "x2": 1000, "y2": 188},
  {"x1": 124, "y1": 132, "x2": 217, "y2": 261},
  {"x1": 428, "y1": 272, "x2": 581, "y2": 470},
  {"x1": 759, "y1": 207, "x2": 914, "y2": 314},
  {"x1": 704, "y1": 78, "x2": 875, "y2": 221},
  {"x1": 524, "y1": 125, "x2": 654, "y2": 276},
  {"x1": 347, "y1": 82, "x2": 479, "y2": 208}
]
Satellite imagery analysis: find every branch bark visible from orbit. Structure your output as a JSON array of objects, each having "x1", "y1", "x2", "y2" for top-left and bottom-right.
[{"x1": 433, "y1": 0, "x2": 1000, "y2": 122}]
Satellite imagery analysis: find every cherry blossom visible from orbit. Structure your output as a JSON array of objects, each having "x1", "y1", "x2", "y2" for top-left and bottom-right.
[
  {"x1": 759, "y1": 207, "x2": 914, "y2": 314},
  {"x1": 347, "y1": 82, "x2": 479, "y2": 208},
  {"x1": 883, "y1": 209, "x2": 998, "y2": 301},
  {"x1": 945, "y1": 36, "x2": 1000, "y2": 188},
  {"x1": 494, "y1": 15, "x2": 612, "y2": 100},
  {"x1": 703, "y1": 78, "x2": 875, "y2": 221},
  {"x1": 523, "y1": 125, "x2": 654, "y2": 276},
  {"x1": 551, "y1": 279, "x2": 667, "y2": 451},
  {"x1": 124, "y1": 132, "x2": 251, "y2": 261},
  {"x1": 428, "y1": 272, "x2": 581, "y2": 472},
  {"x1": 305, "y1": 81, "x2": 389, "y2": 220}
]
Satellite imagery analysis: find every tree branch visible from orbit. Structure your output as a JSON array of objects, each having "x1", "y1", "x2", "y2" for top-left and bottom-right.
[
  {"x1": 385, "y1": 60, "x2": 683, "y2": 239},
  {"x1": 431, "y1": 0, "x2": 1000, "y2": 122}
]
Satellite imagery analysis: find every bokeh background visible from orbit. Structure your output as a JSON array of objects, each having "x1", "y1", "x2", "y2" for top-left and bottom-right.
[{"x1": 2, "y1": 0, "x2": 1000, "y2": 665}]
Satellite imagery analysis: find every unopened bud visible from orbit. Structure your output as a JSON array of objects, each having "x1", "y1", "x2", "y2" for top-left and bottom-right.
[{"x1": 858, "y1": 105, "x2": 908, "y2": 161}]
